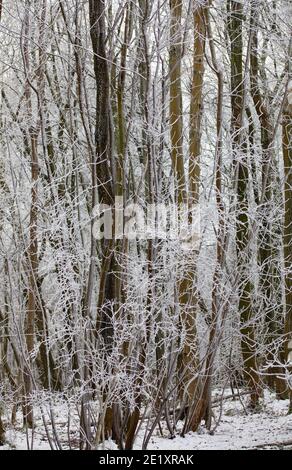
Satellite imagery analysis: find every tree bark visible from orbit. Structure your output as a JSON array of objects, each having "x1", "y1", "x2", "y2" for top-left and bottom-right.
[
  {"x1": 283, "y1": 74, "x2": 292, "y2": 413},
  {"x1": 181, "y1": 2, "x2": 206, "y2": 432},
  {"x1": 228, "y1": 0, "x2": 261, "y2": 408}
]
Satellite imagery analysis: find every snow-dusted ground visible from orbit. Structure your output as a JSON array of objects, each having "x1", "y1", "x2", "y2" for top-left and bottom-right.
[
  {"x1": 138, "y1": 392, "x2": 292, "y2": 450},
  {"x1": 0, "y1": 390, "x2": 291, "y2": 450}
]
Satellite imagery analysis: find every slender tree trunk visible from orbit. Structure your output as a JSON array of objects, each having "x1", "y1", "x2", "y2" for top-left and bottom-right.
[
  {"x1": 22, "y1": 0, "x2": 37, "y2": 429},
  {"x1": 89, "y1": 0, "x2": 119, "y2": 444},
  {"x1": 228, "y1": 0, "x2": 261, "y2": 409},
  {"x1": 0, "y1": 0, "x2": 5, "y2": 444},
  {"x1": 283, "y1": 74, "x2": 292, "y2": 413},
  {"x1": 169, "y1": 0, "x2": 186, "y2": 205},
  {"x1": 249, "y1": 1, "x2": 277, "y2": 393},
  {"x1": 184, "y1": 5, "x2": 224, "y2": 433},
  {"x1": 181, "y1": 2, "x2": 206, "y2": 432}
]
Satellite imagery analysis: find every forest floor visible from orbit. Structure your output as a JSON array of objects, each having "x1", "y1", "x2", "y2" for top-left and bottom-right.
[
  {"x1": 0, "y1": 390, "x2": 291, "y2": 450},
  {"x1": 140, "y1": 390, "x2": 292, "y2": 450}
]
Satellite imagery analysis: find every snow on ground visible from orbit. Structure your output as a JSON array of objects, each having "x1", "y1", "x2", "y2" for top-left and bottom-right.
[
  {"x1": 0, "y1": 390, "x2": 291, "y2": 450},
  {"x1": 136, "y1": 392, "x2": 292, "y2": 450}
]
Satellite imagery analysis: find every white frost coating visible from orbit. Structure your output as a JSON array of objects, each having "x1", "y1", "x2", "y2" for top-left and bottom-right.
[
  {"x1": 0, "y1": 390, "x2": 291, "y2": 450},
  {"x1": 288, "y1": 80, "x2": 292, "y2": 105}
]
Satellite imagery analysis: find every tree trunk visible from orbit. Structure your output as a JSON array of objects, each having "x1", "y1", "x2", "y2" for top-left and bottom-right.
[
  {"x1": 181, "y1": 2, "x2": 206, "y2": 432},
  {"x1": 283, "y1": 74, "x2": 292, "y2": 413},
  {"x1": 89, "y1": 0, "x2": 118, "y2": 444},
  {"x1": 229, "y1": 0, "x2": 261, "y2": 408}
]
